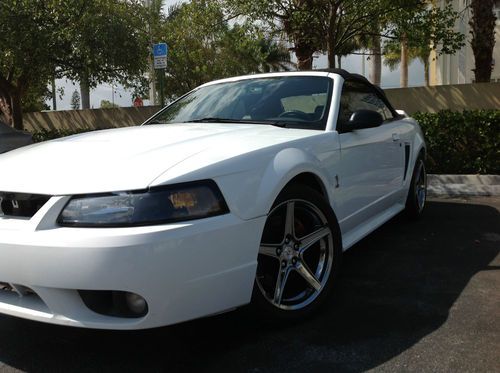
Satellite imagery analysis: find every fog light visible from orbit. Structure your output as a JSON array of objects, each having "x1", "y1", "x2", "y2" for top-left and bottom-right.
[{"x1": 125, "y1": 292, "x2": 147, "y2": 315}]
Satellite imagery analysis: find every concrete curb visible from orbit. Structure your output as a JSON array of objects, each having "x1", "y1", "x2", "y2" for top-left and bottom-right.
[{"x1": 427, "y1": 174, "x2": 500, "y2": 197}]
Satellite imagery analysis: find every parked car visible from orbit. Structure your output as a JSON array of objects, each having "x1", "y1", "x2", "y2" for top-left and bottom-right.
[
  {"x1": 0, "y1": 70, "x2": 426, "y2": 329},
  {"x1": 0, "y1": 120, "x2": 32, "y2": 153}
]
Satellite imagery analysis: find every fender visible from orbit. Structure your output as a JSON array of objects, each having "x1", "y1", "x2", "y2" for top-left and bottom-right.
[
  {"x1": 256, "y1": 148, "x2": 337, "y2": 218},
  {"x1": 214, "y1": 146, "x2": 339, "y2": 221},
  {"x1": 408, "y1": 119, "x2": 427, "y2": 184}
]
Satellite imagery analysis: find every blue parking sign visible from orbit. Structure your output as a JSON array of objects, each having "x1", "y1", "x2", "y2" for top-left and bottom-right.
[{"x1": 153, "y1": 43, "x2": 168, "y2": 58}]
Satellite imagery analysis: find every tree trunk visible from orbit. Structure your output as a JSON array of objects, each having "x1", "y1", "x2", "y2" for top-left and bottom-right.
[
  {"x1": 469, "y1": 0, "x2": 496, "y2": 82},
  {"x1": 400, "y1": 36, "x2": 409, "y2": 88},
  {"x1": 328, "y1": 42, "x2": 335, "y2": 68},
  {"x1": 295, "y1": 43, "x2": 314, "y2": 70},
  {"x1": 0, "y1": 76, "x2": 25, "y2": 129},
  {"x1": 369, "y1": 35, "x2": 382, "y2": 86},
  {"x1": 10, "y1": 90, "x2": 23, "y2": 130},
  {"x1": 51, "y1": 75, "x2": 57, "y2": 111},
  {"x1": 0, "y1": 91, "x2": 11, "y2": 125},
  {"x1": 424, "y1": 60, "x2": 430, "y2": 86},
  {"x1": 80, "y1": 76, "x2": 91, "y2": 109},
  {"x1": 337, "y1": 55, "x2": 342, "y2": 69},
  {"x1": 326, "y1": 3, "x2": 338, "y2": 69}
]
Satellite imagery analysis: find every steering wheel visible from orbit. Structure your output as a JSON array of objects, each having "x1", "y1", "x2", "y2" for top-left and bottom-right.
[{"x1": 278, "y1": 110, "x2": 309, "y2": 120}]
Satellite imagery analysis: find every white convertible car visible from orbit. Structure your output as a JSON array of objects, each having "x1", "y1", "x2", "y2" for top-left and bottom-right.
[{"x1": 0, "y1": 70, "x2": 426, "y2": 329}]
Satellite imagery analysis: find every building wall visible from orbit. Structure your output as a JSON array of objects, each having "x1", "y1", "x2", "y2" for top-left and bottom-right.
[
  {"x1": 385, "y1": 83, "x2": 500, "y2": 114},
  {"x1": 429, "y1": 0, "x2": 500, "y2": 85},
  {"x1": 23, "y1": 106, "x2": 161, "y2": 132}
]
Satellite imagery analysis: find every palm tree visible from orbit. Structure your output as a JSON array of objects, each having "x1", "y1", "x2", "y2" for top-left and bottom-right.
[
  {"x1": 258, "y1": 39, "x2": 295, "y2": 72},
  {"x1": 383, "y1": 42, "x2": 432, "y2": 86},
  {"x1": 469, "y1": 0, "x2": 497, "y2": 82}
]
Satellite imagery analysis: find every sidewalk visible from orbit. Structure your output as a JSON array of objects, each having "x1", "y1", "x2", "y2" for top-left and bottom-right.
[{"x1": 427, "y1": 174, "x2": 500, "y2": 197}]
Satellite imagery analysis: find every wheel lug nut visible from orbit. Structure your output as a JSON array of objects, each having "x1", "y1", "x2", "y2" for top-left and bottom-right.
[
  {"x1": 292, "y1": 257, "x2": 297, "y2": 265},
  {"x1": 294, "y1": 243, "x2": 300, "y2": 250},
  {"x1": 276, "y1": 248, "x2": 282, "y2": 255},
  {"x1": 281, "y1": 260, "x2": 287, "y2": 268},
  {"x1": 285, "y1": 237, "x2": 290, "y2": 244}
]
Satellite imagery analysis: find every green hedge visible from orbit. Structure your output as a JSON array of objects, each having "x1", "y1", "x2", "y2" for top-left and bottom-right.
[
  {"x1": 414, "y1": 110, "x2": 499, "y2": 175},
  {"x1": 31, "y1": 110, "x2": 499, "y2": 175},
  {"x1": 32, "y1": 128, "x2": 95, "y2": 143}
]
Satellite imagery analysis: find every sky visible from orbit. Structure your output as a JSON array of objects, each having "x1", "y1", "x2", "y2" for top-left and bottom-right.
[{"x1": 49, "y1": 0, "x2": 425, "y2": 111}]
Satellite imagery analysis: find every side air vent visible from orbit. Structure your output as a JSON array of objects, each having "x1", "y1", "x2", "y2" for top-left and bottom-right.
[
  {"x1": 403, "y1": 144, "x2": 411, "y2": 180},
  {"x1": 0, "y1": 192, "x2": 51, "y2": 218}
]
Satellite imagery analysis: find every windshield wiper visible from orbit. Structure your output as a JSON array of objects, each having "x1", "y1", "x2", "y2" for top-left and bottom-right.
[
  {"x1": 184, "y1": 117, "x2": 228, "y2": 123},
  {"x1": 183, "y1": 117, "x2": 287, "y2": 128}
]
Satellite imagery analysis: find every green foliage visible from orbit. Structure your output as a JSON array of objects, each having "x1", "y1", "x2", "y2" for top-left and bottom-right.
[
  {"x1": 321, "y1": 0, "x2": 395, "y2": 65},
  {"x1": 225, "y1": 0, "x2": 465, "y2": 72},
  {"x1": 382, "y1": 1, "x2": 465, "y2": 85},
  {"x1": 258, "y1": 39, "x2": 294, "y2": 73},
  {"x1": 0, "y1": 0, "x2": 148, "y2": 127},
  {"x1": 100, "y1": 100, "x2": 119, "y2": 109},
  {"x1": 414, "y1": 110, "x2": 500, "y2": 174},
  {"x1": 31, "y1": 128, "x2": 95, "y2": 143},
  {"x1": 22, "y1": 81, "x2": 51, "y2": 113},
  {"x1": 222, "y1": 0, "x2": 324, "y2": 69},
  {"x1": 0, "y1": 0, "x2": 82, "y2": 127},
  {"x1": 157, "y1": 0, "x2": 291, "y2": 99},
  {"x1": 61, "y1": 0, "x2": 149, "y2": 88},
  {"x1": 384, "y1": 2, "x2": 464, "y2": 55}
]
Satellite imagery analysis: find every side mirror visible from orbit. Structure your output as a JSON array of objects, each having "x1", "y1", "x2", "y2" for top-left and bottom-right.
[{"x1": 345, "y1": 110, "x2": 384, "y2": 131}]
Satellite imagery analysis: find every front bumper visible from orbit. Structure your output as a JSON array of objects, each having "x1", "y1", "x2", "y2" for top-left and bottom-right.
[{"x1": 0, "y1": 196, "x2": 265, "y2": 329}]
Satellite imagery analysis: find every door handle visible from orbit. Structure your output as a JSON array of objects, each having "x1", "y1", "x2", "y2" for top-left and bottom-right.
[{"x1": 392, "y1": 133, "x2": 400, "y2": 141}]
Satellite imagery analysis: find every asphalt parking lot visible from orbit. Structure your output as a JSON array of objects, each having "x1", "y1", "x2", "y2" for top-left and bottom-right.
[{"x1": 0, "y1": 196, "x2": 498, "y2": 373}]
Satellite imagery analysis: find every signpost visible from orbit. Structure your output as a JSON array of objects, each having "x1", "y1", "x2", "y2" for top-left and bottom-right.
[{"x1": 153, "y1": 43, "x2": 168, "y2": 107}]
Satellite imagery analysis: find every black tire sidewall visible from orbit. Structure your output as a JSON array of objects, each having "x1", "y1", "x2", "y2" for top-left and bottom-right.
[{"x1": 406, "y1": 157, "x2": 426, "y2": 219}]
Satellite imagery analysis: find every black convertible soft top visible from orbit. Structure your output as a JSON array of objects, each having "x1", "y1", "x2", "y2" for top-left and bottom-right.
[
  {"x1": 317, "y1": 68, "x2": 386, "y2": 94},
  {"x1": 316, "y1": 68, "x2": 399, "y2": 117}
]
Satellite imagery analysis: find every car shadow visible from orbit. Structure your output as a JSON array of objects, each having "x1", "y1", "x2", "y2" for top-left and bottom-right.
[{"x1": 0, "y1": 199, "x2": 498, "y2": 372}]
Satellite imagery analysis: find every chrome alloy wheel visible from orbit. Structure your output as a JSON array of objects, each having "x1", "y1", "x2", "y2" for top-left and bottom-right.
[
  {"x1": 256, "y1": 199, "x2": 334, "y2": 311},
  {"x1": 415, "y1": 160, "x2": 427, "y2": 212}
]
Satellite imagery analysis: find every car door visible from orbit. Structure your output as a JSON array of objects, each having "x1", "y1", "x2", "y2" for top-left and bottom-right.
[{"x1": 335, "y1": 81, "x2": 404, "y2": 234}]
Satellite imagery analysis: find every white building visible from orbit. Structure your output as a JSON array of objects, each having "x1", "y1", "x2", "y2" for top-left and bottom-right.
[{"x1": 429, "y1": 0, "x2": 500, "y2": 85}]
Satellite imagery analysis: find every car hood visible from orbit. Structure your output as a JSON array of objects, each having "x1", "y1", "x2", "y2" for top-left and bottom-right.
[{"x1": 0, "y1": 123, "x2": 319, "y2": 195}]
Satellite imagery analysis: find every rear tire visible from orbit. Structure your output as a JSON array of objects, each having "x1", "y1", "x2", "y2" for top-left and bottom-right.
[
  {"x1": 405, "y1": 156, "x2": 427, "y2": 220},
  {"x1": 252, "y1": 185, "x2": 342, "y2": 320}
]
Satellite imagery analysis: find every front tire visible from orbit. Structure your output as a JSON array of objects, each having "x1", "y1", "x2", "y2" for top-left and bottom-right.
[
  {"x1": 405, "y1": 156, "x2": 427, "y2": 219},
  {"x1": 252, "y1": 185, "x2": 342, "y2": 320}
]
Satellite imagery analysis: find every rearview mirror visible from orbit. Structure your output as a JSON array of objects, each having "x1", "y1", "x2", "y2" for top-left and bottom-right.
[{"x1": 345, "y1": 110, "x2": 384, "y2": 131}]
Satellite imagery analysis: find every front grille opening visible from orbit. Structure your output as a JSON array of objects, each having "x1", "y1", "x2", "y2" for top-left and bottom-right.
[
  {"x1": 79, "y1": 290, "x2": 148, "y2": 319},
  {"x1": 0, "y1": 192, "x2": 51, "y2": 218},
  {"x1": 0, "y1": 282, "x2": 13, "y2": 292},
  {"x1": 0, "y1": 282, "x2": 37, "y2": 296},
  {"x1": 0, "y1": 282, "x2": 50, "y2": 314}
]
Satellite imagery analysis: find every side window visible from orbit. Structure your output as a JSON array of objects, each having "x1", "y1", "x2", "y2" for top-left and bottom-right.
[{"x1": 338, "y1": 81, "x2": 394, "y2": 129}]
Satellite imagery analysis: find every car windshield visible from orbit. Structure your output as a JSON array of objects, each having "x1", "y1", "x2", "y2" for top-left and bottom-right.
[{"x1": 145, "y1": 76, "x2": 333, "y2": 130}]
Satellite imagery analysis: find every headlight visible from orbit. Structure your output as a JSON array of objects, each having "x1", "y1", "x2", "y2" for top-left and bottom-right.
[{"x1": 57, "y1": 180, "x2": 229, "y2": 227}]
